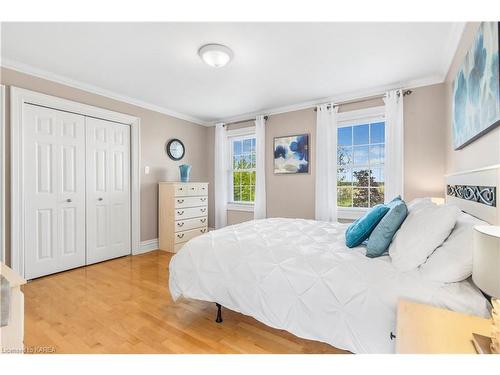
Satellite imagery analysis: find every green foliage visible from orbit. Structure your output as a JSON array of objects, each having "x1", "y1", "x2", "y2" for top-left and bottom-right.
[
  {"x1": 233, "y1": 156, "x2": 255, "y2": 202},
  {"x1": 337, "y1": 145, "x2": 384, "y2": 207}
]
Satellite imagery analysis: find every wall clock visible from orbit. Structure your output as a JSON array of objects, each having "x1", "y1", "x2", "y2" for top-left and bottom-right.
[{"x1": 166, "y1": 139, "x2": 185, "y2": 161}]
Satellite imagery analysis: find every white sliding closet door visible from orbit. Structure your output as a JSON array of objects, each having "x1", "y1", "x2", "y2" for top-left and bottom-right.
[
  {"x1": 86, "y1": 117, "x2": 131, "y2": 264},
  {"x1": 24, "y1": 104, "x2": 86, "y2": 279}
]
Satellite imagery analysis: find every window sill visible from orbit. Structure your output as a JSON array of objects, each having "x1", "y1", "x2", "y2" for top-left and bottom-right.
[
  {"x1": 337, "y1": 207, "x2": 369, "y2": 220},
  {"x1": 227, "y1": 203, "x2": 254, "y2": 212}
]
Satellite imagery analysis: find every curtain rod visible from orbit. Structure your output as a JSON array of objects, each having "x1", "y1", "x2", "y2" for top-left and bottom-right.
[
  {"x1": 222, "y1": 89, "x2": 413, "y2": 124},
  {"x1": 223, "y1": 115, "x2": 269, "y2": 127},
  {"x1": 313, "y1": 89, "x2": 413, "y2": 111}
]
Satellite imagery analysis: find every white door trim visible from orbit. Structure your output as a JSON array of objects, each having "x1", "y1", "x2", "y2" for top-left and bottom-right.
[{"x1": 10, "y1": 86, "x2": 141, "y2": 277}]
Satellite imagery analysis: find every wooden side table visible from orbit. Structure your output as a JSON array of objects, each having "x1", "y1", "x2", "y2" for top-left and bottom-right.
[
  {"x1": 396, "y1": 299, "x2": 492, "y2": 354},
  {"x1": 0, "y1": 263, "x2": 27, "y2": 354}
]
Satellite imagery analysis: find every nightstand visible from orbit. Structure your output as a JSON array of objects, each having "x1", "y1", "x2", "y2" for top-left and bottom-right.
[{"x1": 396, "y1": 299, "x2": 492, "y2": 354}]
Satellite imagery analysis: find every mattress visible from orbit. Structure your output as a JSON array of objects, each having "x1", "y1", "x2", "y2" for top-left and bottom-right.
[{"x1": 169, "y1": 218, "x2": 490, "y2": 353}]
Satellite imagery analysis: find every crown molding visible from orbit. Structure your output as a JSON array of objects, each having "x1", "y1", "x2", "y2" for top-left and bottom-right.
[
  {"x1": 0, "y1": 58, "x2": 211, "y2": 126},
  {"x1": 215, "y1": 73, "x2": 444, "y2": 125},
  {"x1": 440, "y1": 22, "x2": 466, "y2": 79}
]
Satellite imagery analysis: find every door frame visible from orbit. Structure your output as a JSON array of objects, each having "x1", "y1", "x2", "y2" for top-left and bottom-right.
[{"x1": 11, "y1": 87, "x2": 141, "y2": 277}]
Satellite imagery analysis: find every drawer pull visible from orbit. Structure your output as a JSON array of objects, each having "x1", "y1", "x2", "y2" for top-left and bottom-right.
[
  {"x1": 177, "y1": 210, "x2": 184, "y2": 215},
  {"x1": 177, "y1": 199, "x2": 184, "y2": 204},
  {"x1": 177, "y1": 233, "x2": 185, "y2": 239},
  {"x1": 191, "y1": 187, "x2": 195, "y2": 190},
  {"x1": 178, "y1": 187, "x2": 183, "y2": 191},
  {"x1": 200, "y1": 218, "x2": 206, "y2": 223},
  {"x1": 200, "y1": 198, "x2": 207, "y2": 202},
  {"x1": 200, "y1": 208, "x2": 207, "y2": 213},
  {"x1": 201, "y1": 228, "x2": 207, "y2": 233},
  {"x1": 390, "y1": 332, "x2": 396, "y2": 341},
  {"x1": 177, "y1": 222, "x2": 184, "y2": 227}
]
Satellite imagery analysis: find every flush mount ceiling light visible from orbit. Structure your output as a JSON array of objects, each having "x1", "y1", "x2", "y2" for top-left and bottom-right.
[{"x1": 198, "y1": 44, "x2": 233, "y2": 68}]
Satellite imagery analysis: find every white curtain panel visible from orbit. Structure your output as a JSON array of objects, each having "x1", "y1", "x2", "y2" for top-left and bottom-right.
[
  {"x1": 315, "y1": 104, "x2": 338, "y2": 222},
  {"x1": 254, "y1": 115, "x2": 267, "y2": 219},
  {"x1": 383, "y1": 89, "x2": 404, "y2": 202},
  {"x1": 214, "y1": 123, "x2": 228, "y2": 229}
]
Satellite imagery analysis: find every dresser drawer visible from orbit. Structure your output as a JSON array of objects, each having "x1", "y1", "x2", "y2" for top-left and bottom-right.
[
  {"x1": 174, "y1": 196, "x2": 208, "y2": 209},
  {"x1": 174, "y1": 206, "x2": 208, "y2": 220},
  {"x1": 175, "y1": 216, "x2": 208, "y2": 232},
  {"x1": 186, "y1": 183, "x2": 208, "y2": 196},
  {"x1": 174, "y1": 184, "x2": 189, "y2": 196},
  {"x1": 174, "y1": 227, "x2": 208, "y2": 244}
]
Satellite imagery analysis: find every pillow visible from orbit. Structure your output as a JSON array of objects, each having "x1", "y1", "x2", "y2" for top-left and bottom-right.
[
  {"x1": 389, "y1": 204, "x2": 461, "y2": 272},
  {"x1": 387, "y1": 195, "x2": 402, "y2": 204},
  {"x1": 419, "y1": 213, "x2": 488, "y2": 282},
  {"x1": 345, "y1": 204, "x2": 390, "y2": 248},
  {"x1": 406, "y1": 197, "x2": 435, "y2": 213},
  {"x1": 366, "y1": 199, "x2": 408, "y2": 257}
]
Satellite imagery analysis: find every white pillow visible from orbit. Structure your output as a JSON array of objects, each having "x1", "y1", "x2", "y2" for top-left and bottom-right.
[
  {"x1": 389, "y1": 204, "x2": 461, "y2": 272},
  {"x1": 406, "y1": 197, "x2": 435, "y2": 213},
  {"x1": 419, "y1": 213, "x2": 488, "y2": 282}
]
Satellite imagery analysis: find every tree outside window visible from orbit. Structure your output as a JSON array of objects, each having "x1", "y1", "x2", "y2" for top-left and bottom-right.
[
  {"x1": 337, "y1": 122, "x2": 385, "y2": 208},
  {"x1": 230, "y1": 136, "x2": 256, "y2": 203}
]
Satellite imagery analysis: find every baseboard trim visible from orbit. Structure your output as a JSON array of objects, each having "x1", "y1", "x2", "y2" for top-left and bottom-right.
[{"x1": 137, "y1": 238, "x2": 159, "y2": 254}]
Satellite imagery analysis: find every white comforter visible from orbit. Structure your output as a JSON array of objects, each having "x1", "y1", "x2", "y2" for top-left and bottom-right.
[{"x1": 169, "y1": 218, "x2": 490, "y2": 353}]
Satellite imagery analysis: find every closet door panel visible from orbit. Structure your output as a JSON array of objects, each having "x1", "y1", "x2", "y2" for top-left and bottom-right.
[
  {"x1": 86, "y1": 118, "x2": 131, "y2": 264},
  {"x1": 108, "y1": 124, "x2": 131, "y2": 254},
  {"x1": 24, "y1": 105, "x2": 86, "y2": 279}
]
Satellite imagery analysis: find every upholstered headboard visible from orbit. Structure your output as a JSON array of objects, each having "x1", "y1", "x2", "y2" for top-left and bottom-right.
[{"x1": 445, "y1": 165, "x2": 500, "y2": 225}]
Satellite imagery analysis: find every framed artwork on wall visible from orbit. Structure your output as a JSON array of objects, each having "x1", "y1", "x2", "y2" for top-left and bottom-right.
[
  {"x1": 452, "y1": 22, "x2": 500, "y2": 150},
  {"x1": 273, "y1": 134, "x2": 309, "y2": 174}
]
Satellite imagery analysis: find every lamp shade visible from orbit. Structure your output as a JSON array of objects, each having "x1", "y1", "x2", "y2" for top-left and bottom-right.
[{"x1": 473, "y1": 226, "x2": 500, "y2": 299}]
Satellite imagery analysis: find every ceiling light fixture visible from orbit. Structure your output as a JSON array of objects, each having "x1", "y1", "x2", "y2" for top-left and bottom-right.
[{"x1": 198, "y1": 44, "x2": 233, "y2": 68}]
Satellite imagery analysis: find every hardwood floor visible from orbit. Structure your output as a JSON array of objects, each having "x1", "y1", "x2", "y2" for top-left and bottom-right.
[{"x1": 23, "y1": 250, "x2": 347, "y2": 354}]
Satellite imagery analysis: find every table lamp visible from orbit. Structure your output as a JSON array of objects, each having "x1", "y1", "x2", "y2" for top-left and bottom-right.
[{"x1": 472, "y1": 225, "x2": 500, "y2": 354}]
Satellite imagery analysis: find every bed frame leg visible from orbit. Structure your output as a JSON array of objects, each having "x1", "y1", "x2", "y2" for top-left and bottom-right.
[{"x1": 215, "y1": 303, "x2": 223, "y2": 323}]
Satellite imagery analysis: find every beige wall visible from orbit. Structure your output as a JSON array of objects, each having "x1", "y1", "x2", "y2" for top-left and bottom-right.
[
  {"x1": 444, "y1": 23, "x2": 500, "y2": 173},
  {"x1": 213, "y1": 85, "x2": 447, "y2": 226},
  {"x1": 1, "y1": 67, "x2": 210, "y2": 264},
  {"x1": 404, "y1": 83, "x2": 447, "y2": 200}
]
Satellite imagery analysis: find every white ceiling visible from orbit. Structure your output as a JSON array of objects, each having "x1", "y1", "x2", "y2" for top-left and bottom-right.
[{"x1": 1, "y1": 22, "x2": 463, "y2": 125}]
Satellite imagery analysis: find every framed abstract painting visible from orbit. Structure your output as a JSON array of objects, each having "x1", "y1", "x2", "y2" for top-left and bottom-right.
[
  {"x1": 273, "y1": 134, "x2": 309, "y2": 174},
  {"x1": 452, "y1": 22, "x2": 500, "y2": 150}
]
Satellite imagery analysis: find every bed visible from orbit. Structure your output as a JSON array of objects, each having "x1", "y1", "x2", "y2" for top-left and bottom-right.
[{"x1": 169, "y1": 168, "x2": 498, "y2": 354}]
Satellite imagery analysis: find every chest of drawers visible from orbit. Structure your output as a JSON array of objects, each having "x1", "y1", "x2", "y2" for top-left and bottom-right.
[{"x1": 158, "y1": 182, "x2": 209, "y2": 253}]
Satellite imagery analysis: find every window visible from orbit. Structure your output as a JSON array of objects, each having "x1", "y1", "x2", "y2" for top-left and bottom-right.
[
  {"x1": 337, "y1": 121, "x2": 385, "y2": 209},
  {"x1": 229, "y1": 134, "x2": 256, "y2": 204}
]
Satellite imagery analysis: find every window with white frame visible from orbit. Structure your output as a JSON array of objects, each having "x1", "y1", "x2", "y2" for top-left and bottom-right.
[
  {"x1": 228, "y1": 131, "x2": 256, "y2": 205},
  {"x1": 337, "y1": 108, "x2": 385, "y2": 210}
]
